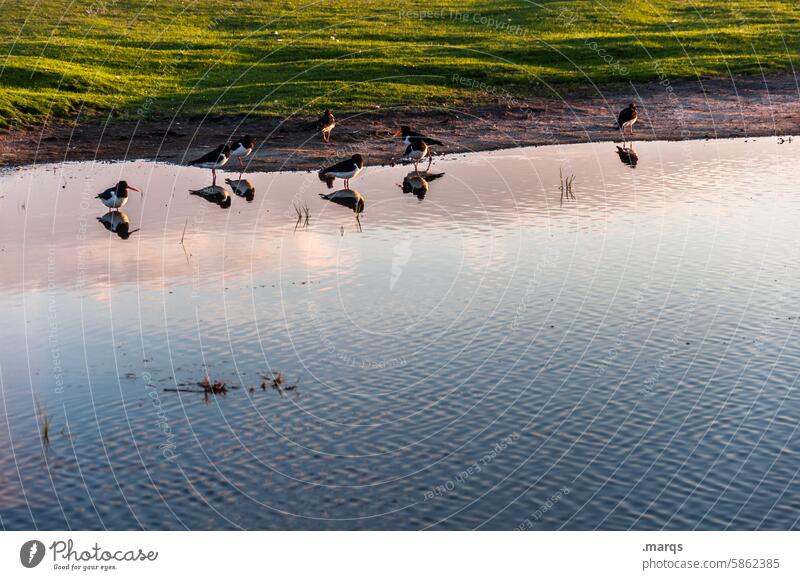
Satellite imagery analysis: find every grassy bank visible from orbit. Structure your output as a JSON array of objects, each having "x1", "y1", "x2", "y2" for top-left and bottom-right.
[{"x1": 1, "y1": 0, "x2": 798, "y2": 127}]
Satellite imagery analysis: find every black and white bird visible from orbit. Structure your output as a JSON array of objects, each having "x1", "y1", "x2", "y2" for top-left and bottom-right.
[
  {"x1": 395, "y1": 125, "x2": 444, "y2": 147},
  {"x1": 616, "y1": 103, "x2": 638, "y2": 138},
  {"x1": 395, "y1": 126, "x2": 441, "y2": 171},
  {"x1": 189, "y1": 144, "x2": 231, "y2": 184},
  {"x1": 96, "y1": 180, "x2": 140, "y2": 210},
  {"x1": 401, "y1": 137, "x2": 429, "y2": 174},
  {"x1": 318, "y1": 154, "x2": 364, "y2": 189},
  {"x1": 229, "y1": 135, "x2": 255, "y2": 169},
  {"x1": 317, "y1": 109, "x2": 336, "y2": 143},
  {"x1": 97, "y1": 210, "x2": 138, "y2": 239}
]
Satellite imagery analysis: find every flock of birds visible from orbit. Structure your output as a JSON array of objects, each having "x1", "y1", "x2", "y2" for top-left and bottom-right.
[{"x1": 94, "y1": 102, "x2": 640, "y2": 237}]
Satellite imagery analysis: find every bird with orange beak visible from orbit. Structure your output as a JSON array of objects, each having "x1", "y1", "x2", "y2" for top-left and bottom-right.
[{"x1": 96, "y1": 181, "x2": 140, "y2": 210}]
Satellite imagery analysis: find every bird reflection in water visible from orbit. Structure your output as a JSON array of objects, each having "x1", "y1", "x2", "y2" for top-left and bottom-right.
[
  {"x1": 319, "y1": 189, "x2": 365, "y2": 213},
  {"x1": 318, "y1": 173, "x2": 336, "y2": 189},
  {"x1": 97, "y1": 211, "x2": 139, "y2": 240},
  {"x1": 189, "y1": 184, "x2": 232, "y2": 208},
  {"x1": 616, "y1": 145, "x2": 639, "y2": 168},
  {"x1": 225, "y1": 178, "x2": 255, "y2": 202},
  {"x1": 320, "y1": 189, "x2": 365, "y2": 231},
  {"x1": 398, "y1": 171, "x2": 445, "y2": 200}
]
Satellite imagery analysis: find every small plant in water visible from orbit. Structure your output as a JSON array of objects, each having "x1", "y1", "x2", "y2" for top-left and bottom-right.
[
  {"x1": 293, "y1": 201, "x2": 310, "y2": 229},
  {"x1": 260, "y1": 371, "x2": 300, "y2": 396},
  {"x1": 261, "y1": 371, "x2": 285, "y2": 396},
  {"x1": 199, "y1": 372, "x2": 228, "y2": 395},
  {"x1": 560, "y1": 168, "x2": 576, "y2": 206}
]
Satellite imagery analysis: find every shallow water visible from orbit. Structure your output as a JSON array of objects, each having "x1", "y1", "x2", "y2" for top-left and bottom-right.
[{"x1": 1, "y1": 136, "x2": 799, "y2": 530}]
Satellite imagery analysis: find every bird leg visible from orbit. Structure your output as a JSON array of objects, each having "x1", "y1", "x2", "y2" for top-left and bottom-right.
[
  {"x1": 212, "y1": 169, "x2": 217, "y2": 185},
  {"x1": 425, "y1": 154, "x2": 433, "y2": 172}
]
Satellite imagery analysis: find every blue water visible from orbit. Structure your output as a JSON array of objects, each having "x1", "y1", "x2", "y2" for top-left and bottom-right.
[{"x1": 1, "y1": 136, "x2": 798, "y2": 530}]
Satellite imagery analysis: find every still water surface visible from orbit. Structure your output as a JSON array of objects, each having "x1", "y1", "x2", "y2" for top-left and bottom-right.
[{"x1": 0, "y1": 137, "x2": 798, "y2": 530}]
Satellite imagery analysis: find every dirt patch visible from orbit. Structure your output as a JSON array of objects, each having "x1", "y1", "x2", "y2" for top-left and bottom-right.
[{"x1": 1, "y1": 74, "x2": 798, "y2": 171}]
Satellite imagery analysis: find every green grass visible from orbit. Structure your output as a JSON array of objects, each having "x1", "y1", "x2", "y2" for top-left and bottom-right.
[{"x1": 1, "y1": 0, "x2": 798, "y2": 127}]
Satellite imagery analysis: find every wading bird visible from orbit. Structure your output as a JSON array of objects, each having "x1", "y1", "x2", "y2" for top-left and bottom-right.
[
  {"x1": 402, "y1": 137, "x2": 429, "y2": 174},
  {"x1": 96, "y1": 180, "x2": 140, "y2": 210},
  {"x1": 318, "y1": 154, "x2": 364, "y2": 189},
  {"x1": 395, "y1": 125, "x2": 442, "y2": 171},
  {"x1": 616, "y1": 103, "x2": 638, "y2": 139},
  {"x1": 317, "y1": 110, "x2": 336, "y2": 143},
  {"x1": 229, "y1": 135, "x2": 255, "y2": 169},
  {"x1": 395, "y1": 125, "x2": 443, "y2": 147},
  {"x1": 189, "y1": 144, "x2": 231, "y2": 185}
]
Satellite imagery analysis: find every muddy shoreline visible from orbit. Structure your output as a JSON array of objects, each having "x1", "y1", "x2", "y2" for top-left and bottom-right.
[{"x1": 1, "y1": 74, "x2": 798, "y2": 171}]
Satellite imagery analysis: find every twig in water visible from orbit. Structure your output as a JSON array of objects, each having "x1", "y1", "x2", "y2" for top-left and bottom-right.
[
  {"x1": 283, "y1": 375, "x2": 302, "y2": 393},
  {"x1": 35, "y1": 396, "x2": 50, "y2": 447},
  {"x1": 261, "y1": 371, "x2": 287, "y2": 396}
]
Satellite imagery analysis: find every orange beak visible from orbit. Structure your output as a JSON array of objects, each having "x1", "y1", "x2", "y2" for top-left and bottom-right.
[
  {"x1": 127, "y1": 185, "x2": 141, "y2": 193},
  {"x1": 392, "y1": 129, "x2": 401, "y2": 137}
]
